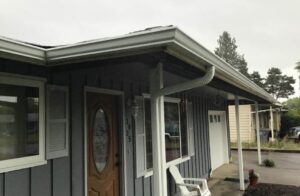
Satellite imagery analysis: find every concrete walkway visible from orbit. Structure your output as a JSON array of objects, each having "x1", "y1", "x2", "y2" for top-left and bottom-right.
[{"x1": 208, "y1": 150, "x2": 300, "y2": 195}]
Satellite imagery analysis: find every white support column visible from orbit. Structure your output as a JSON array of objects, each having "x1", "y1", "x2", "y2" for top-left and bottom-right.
[
  {"x1": 255, "y1": 102, "x2": 262, "y2": 165},
  {"x1": 235, "y1": 96, "x2": 245, "y2": 190},
  {"x1": 150, "y1": 63, "x2": 167, "y2": 196},
  {"x1": 270, "y1": 105, "x2": 274, "y2": 141}
]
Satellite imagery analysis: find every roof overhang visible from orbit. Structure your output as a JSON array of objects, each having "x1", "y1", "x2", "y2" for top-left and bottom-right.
[{"x1": 0, "y1": 26, "x2": 278, "y2": 105}]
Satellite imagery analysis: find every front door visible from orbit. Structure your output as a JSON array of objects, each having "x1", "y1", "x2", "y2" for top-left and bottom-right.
[{"x1": 86, "y1": 91, "x2": 119, "y2": 196}]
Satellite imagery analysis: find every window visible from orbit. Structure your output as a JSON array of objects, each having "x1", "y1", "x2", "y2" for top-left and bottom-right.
[
  {"x1": 0, "y1": 74, "x2": 46, "y2": 173},
  {"x1": 135, "y1": 95, "x2": 194, "y2": 177}
]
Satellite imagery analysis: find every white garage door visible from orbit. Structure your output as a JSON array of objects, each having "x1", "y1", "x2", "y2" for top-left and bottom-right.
[{"x1": 208, "y1": 111, "x2": 229, "y2": 171}]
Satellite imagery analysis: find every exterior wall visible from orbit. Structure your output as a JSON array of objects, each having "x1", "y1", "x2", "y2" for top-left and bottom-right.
[
  {"x1": 0, "y1": 57, "x2": 228, "y2": 196},
  {"x1": 228, "y1": 105, "x2": 255, "y2": 143}
]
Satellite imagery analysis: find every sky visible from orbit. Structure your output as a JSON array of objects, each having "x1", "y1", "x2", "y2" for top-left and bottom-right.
[{"x1": 0, "y1": 0, "x2": 299, "y2": 99}]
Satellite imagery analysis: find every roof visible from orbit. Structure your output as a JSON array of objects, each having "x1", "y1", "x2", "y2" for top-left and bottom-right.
[{"x1": 0, "y1": 26, "x2": 278, "y2": 105}]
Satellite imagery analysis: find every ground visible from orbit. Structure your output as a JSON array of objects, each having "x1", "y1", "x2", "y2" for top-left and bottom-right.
[{"x1": 209, "y1": 150, "x2": 300, "y2": 195}]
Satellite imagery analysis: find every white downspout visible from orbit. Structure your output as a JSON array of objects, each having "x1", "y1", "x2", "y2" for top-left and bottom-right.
[
  {"x1": 255, "y1": 102, "x2": 262, "y2": 165},
  {"x1": 150, "y1": 63, "x2": 215, "y2": 196}
]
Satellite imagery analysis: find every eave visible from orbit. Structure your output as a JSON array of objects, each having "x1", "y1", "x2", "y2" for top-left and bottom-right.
[{"x1": 0, "y1": 26, "x2": 278, "y2": 104}]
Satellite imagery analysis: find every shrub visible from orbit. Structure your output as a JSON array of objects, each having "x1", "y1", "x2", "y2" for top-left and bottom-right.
[
  {"x1": 263, "y1": 159, "x2": 275, "y2": 167},
  {"x1": 280, "y1": 110, "x2": 300, "y2": 138}
]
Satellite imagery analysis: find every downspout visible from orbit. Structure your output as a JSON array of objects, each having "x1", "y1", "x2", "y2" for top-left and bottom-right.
[
  {"x1": 152, "y1": 65, "x2": 215, "y2": 98},
  {"x1": 150, "y1": 64, "x2": 215, "y2": 196}
]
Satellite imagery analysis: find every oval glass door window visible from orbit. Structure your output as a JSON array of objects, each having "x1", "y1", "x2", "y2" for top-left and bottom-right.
[{"x1": 93, "y1": 108, "x2": 109, "y2": 172}]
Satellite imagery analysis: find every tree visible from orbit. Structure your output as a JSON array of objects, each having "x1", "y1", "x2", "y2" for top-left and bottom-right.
[
  {"x1": 264, "y1": 67, "x2": 295, "y2": 99},
  {"x1": 215, "y1": 31, "x2": 250, "y2": 77},
  {"x1": 249, "y1": 71, "x2": 264, "y2": 88},
  {"x1": 285, "y1": 97, "x2": 300, "y2": 113},
  {"x1": 295, "y1": 61, "x2": 300, "y2": 89}
]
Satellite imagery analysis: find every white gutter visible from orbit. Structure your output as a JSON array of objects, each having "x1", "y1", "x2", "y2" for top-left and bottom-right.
[
  {"x1": 0, "y1": 26, "x2": 277, "y2": 105},
  {"x1": 150, "y1": 64, "x2": 215, "y2": 196},
  {"x1": 0, "y1": 37, "x2": 45, "y2": 65}
]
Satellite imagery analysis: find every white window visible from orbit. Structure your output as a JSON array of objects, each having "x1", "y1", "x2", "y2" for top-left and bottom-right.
[
  {"x1": 135, "y1": 95, "x2": 195, "y2": 177},
  {"x1": 0, "y1": 74, "x2": 46, "y2": 173}
]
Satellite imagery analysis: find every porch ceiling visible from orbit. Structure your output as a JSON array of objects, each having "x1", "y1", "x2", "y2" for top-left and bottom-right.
[{"x1": 0, "y1": 26, "x2": 278, "y2": 105}]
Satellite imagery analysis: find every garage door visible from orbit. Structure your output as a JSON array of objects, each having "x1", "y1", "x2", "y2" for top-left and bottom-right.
[{"x1": 208, "y1": 111, "x2": 229, "y2": 171}]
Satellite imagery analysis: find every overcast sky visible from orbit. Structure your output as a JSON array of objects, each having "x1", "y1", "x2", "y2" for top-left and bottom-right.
[{"x1": 0, "y1": 0, "x2": 299, "y2": 98}]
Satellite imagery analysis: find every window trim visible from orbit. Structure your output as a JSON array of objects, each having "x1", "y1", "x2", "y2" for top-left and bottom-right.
[
  {"x1": 0, "y1": 73, "x2": 46, "y2": 173},
  {"x1": 140, "y1": 94, "x2": 193, "y2": 178}
]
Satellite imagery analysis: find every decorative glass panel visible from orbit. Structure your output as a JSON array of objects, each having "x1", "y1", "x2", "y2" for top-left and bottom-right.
[
  {"x1": 210, "y1": 115, "x2": 213, "y2": 123},
  {"x1": 93, "y1": 108, "x2": 109, "y2": 172},
  {"x1": 0, "y1": 84, "x2": 39, "y2": 160}
]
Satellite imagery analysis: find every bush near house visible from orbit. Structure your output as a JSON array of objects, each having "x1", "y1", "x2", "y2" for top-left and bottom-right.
[
  {"x1": 280, "y1": 97, "x2": 300, "y2": 138},
  {"x1": 280, "y1": 110, "x2": 300, "y2": 138}
]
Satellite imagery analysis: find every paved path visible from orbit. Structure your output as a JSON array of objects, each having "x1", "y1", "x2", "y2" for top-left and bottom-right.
[
  {"x1": 232, "y1": 150, "x2": 300, "y2": 186},
  {"x1": 209, "y1": 150, "x2": 300, "y2": 195}
]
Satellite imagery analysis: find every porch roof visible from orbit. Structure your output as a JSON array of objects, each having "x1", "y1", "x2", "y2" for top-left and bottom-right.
[{"x1": 0, "y1": 26, "x2": 278, "y2": 105}]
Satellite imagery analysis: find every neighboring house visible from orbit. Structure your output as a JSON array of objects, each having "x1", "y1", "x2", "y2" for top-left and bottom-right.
[
  {"x1": 0, "y1": 26, "x2": 277, "y2": 196},
  {"x1": 229, "y1": 105, "x2": 282, "y2": 143}
]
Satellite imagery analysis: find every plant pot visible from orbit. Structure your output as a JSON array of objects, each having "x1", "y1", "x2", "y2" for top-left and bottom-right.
[{"x1": 249, "y1": 177, "x2": 258, "y2": 186}]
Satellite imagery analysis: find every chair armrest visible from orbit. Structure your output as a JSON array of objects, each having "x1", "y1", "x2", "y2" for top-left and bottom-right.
[
  {"x1": 183, "y1": 178, "x2": 209, "y2": 190},
  {"x1": 183, "y1": 178, "x2": 207, "y2": 183},
  {"x1": 176, "y1": 183, "x2": 200, "y2": 190},
  {"x1": 176, "y1": 183, "x2": 202, "y2": 195}
]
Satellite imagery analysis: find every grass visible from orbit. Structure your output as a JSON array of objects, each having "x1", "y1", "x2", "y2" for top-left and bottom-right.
[{"x1": 231, "y1": 137, "x2": 300, "y2": 150}]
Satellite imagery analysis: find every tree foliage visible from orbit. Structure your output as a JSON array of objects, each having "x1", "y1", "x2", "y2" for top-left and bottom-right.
[
  {"x1": 264, "y1": 67, "x2": 295, "y2": 99},
  {"x1": 249, "y1": 71, "x2": 264, "y2": 88},
  {"x1": 215, "y1": 31, "x2": 250, "y2": 77},
  {"x1": 285, "y1": 97, "x2": 300, "y2": 112},
  {"x1": 295, "y1": 61, "x2": 300, "y2": 89}
]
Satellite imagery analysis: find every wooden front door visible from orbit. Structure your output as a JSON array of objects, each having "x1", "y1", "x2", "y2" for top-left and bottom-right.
[{"x1": 87, "y1": 91, "x2": 119, "y2": 196}]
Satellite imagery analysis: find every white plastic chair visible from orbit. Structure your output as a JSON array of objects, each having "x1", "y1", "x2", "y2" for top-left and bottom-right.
[{"x1": 169, "y1": 165, "x2": 211, "y2": 196}]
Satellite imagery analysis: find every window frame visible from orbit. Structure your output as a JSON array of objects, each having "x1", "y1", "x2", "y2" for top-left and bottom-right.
[
  {"x1": 0, "y1": 73, "x2": 46, "y2": 173},
  {"x1": 140, "y1": 94, "x2": 193, "y2": 178}
]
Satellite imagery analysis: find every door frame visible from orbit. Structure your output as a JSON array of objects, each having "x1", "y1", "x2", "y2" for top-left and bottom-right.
[
  {"x1": 208, "y1": 110, "x2": 229, "y2": 171},
  {"x1": 84, "y1": 86, "x2": 127, "y2": 196}
]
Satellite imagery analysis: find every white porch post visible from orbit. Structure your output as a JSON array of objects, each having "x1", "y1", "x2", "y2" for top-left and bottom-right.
[
  {"x1": 150, "y1": 63, "x2": 167, "y2": 196},
  {"x1": 255, "y1": 102, "x2": 262, "y2": 165},
  {"x1": 270, "y1": 105, "x2": 274, "y2": 141},
  {"x1": 235, "y1": 95, "x2": 245, "y2": 190}
]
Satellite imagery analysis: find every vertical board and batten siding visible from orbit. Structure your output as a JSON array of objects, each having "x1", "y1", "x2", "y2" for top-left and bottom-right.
[{"x1": 0, "y1": 57, "x2": 229, "y2": 196}]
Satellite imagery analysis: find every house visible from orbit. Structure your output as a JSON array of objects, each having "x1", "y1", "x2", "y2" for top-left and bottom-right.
[
  {"x1": 229, "y1": 105, "x2": 282, "y2": 143},
  {"x1": 0, "y1": 26, "x2": 278, "y2": 196}
]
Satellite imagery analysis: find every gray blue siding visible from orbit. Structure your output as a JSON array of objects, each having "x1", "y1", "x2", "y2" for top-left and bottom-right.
[{"x1": 0, "y1": 56, "x2": 228, "y2": 196}]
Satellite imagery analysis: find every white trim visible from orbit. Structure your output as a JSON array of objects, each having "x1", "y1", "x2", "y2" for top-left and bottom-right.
[
  {"x1": 208, "y1": 110, "x2": 229, "y2": 171},
  {"x1": 46, "y1": 84, "x2": 69, "y2": 159},
  {"x1": 83, "y1": 87, "x2": 126, "y2": 196},
  {"x1": 0, "y1": 74, "x2": 47, "y2": 173}
]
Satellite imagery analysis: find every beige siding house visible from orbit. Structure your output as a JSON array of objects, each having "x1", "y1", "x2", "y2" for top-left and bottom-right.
[{"x1": 229, "y1": 105, "x2": 281, "y2": 143}]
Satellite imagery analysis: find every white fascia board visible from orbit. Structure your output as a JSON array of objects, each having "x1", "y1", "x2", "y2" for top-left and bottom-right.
[
  {"x1": 0, "y1": 37, "x2": 45, "y2": 65},
  {"x1": 170, "y1": 28, "x2": 277, "y2": 104},
  {"x1": 45, "y1": 26, "x2": 177, "y2": 63}
]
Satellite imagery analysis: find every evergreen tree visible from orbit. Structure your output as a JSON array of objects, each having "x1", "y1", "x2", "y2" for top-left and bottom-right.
[
  {"x1": 264, "y1": 67, "x2": 295, "y2": 99},
  {"x1": 215, "y1": 31, "x2": 249, "y2": 77},
  {"x1": 249, "y1": 71, "x2": 264, "y2": 88},
  {"x1": 295, "y1": 61, "x2": 300, "y2": 89}
]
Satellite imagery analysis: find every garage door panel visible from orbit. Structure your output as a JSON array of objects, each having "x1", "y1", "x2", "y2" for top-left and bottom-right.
[{"x1": 209, "y1": 111, "x2": 228, "y2": 171}]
